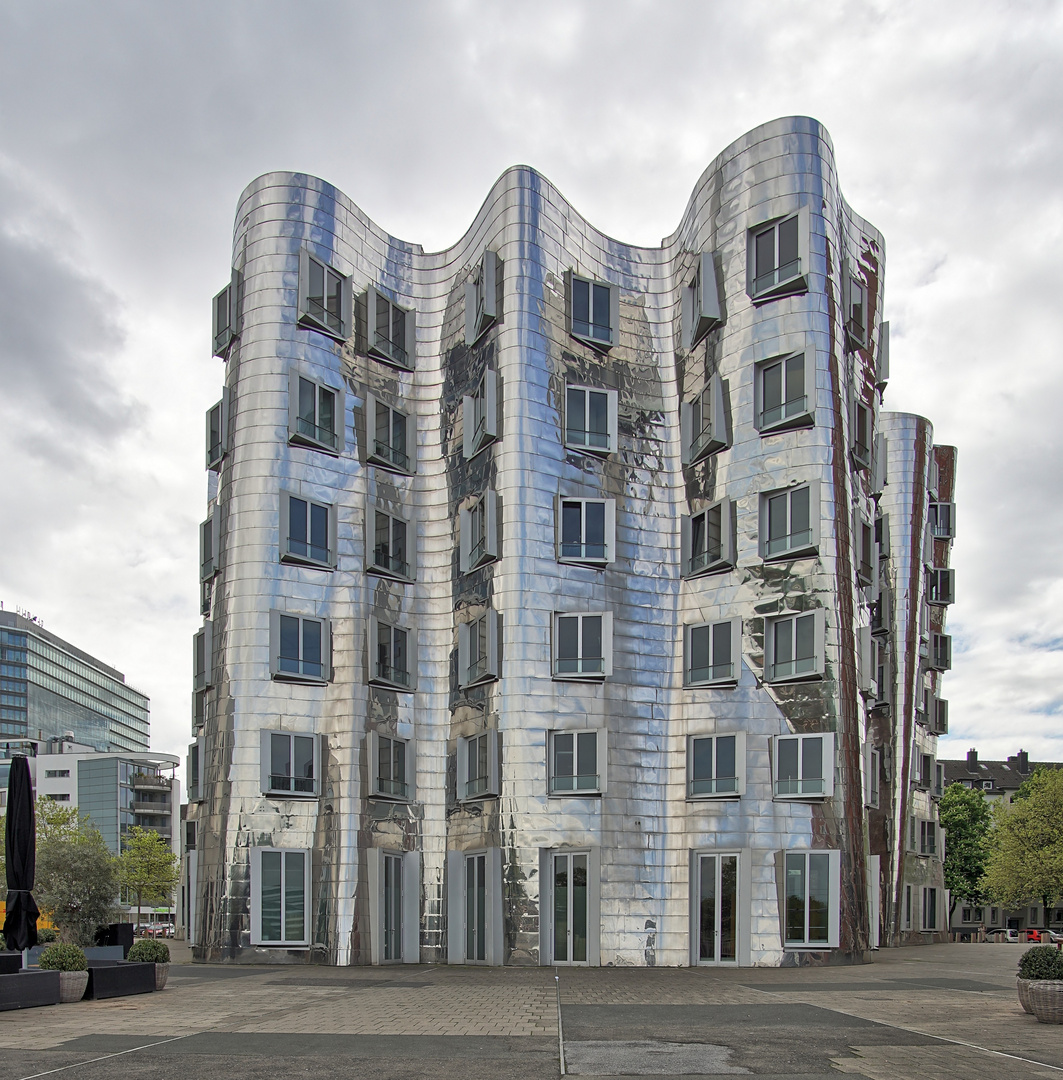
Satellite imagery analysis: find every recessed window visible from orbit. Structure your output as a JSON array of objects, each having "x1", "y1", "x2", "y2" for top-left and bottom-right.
[
  {"x1": 681, "y1": 499, "x2": 735, "y2": 577},
  {"x1": 553, "y1": 612, "x2": 612, "y2": 680},
  {"x1": 368, "y1": 730, "x2": 412, "y2": 800},
  {"x1": 760, "y1": 483, "x2": 818, "y2": 560},
  {"x1": 565, "y1": 385, "x2": 619, "y2": 454},
  {"x1": 931, "y1": 696, "x2": 948, "y2": 736},
  {"x1": 844, "y1": 268, "x2": 868, "y2": 348},
  {"x1": 773, "y1": 733, "x2": 834, "y2": 798},
  {"x1": 205, "y1": 390, "x2": 229, "y2": 471},
  {"x1": 851, "y1": 397, "x2": 872, "y2": 470},
  {"x1": 874, "y1": 640, "x2": 890, "y2": 707},
  {"x1": 261, "y1": 730, "x2": 320, "y2": 797},
  {"x1": 904, "y1": 884, "x2": 912, "y2": 929},
  {"x1": 864, "y1": 744, "x2": 880, "y2": 809},
  {"x1": 370, "y1": 508, "x2": 412, "y2": 581},
  {"x1": 186, "y1": 739, "x2": 203, "y2": 803},
  {"x1": 557, "y1": 497, "x2": 615, "y2": 565},
  {"x1": 200, "y1": 513, "x2": 220, "y2": 582},
  {"x1": 688, "y1": 733, "x2": 745, "y2": 797},
  {"x1": 212, "y1": 270, "x2": 241, "y2": 358},
  {"x1": 684, "y1": 618, "x2": 741, "y2": 687},
  {"x1": 46, "y1": 793, "x2": 70, "y2": 802},
  {"x1": 927, "y1": 568, "x2": 955, "y2": 606},
  {"x1": 568, "y1": 272, "x2": 618, "y2": 349},
  {"x1": 364, "y1": 286, "x2": 415, "y2": 370},
  {"x1": 921, "y1": 887, "x2": 938, "y2": 931},
  {"x1": 298, "y1": 249, "x2": 352, "y2": 341},
  {"x1": 459, "y1": 490, "x2": 499, "y2": 573},
  {"x1": 250, "y1": 847, "x2": 310, "y2": 947},
  {"x1": 269, "y1": 611, "x2": 330, "y2": 684},
  {"x1": 928, "y1": 502, "x2": 955, "y2": 540},
  {"x1": 755, "y1": 351, "x2": 814, "y2": 433},
  {"x1": 366, "y1": 396, "x2": 411, "y2": 473},
  {"x1": 370, "y1": 617, "x2": 416, "y2": 691},
  {"x1": 289, "y1": 372, "x2": 343, "y2": 454},
  {"x1": 765, "y1": 610, "x2": 823, "y2": 683},
  {"x1": 458, "y1": 610, "x2": 500, "y2": 688},
  {"x1": 747, "y1": 208, "x2": 808, "y2": 301},
  {"x1": 282, "y1": 492, "x2": 335, "y2": 569},
  {"x1": 930, "y1": 632, "x2": 952, "y2": 672},
  {"x1": 549, "y1": 730, "x2": 605, "y2": 794},
  {"x1": 463, "y1": 369, "x2": 499, "y2": 459},
  {"x1": 875, "y1": 513, "x2": 891, "y2": 558},
  {"x1": 465, "y1": 249, "x2": 501, "y2": 345},
  {"x1": 856, "y1": 514, "x2": 875, "y2": 588},
  {"x1": 680, "y1": 376, "x2": 730, "y2": 464},
  {"x1": 457, "y1": 730, "x2": 501, "y2": 801},
  {"x1": 682, "y1": 251, "x2": 722, "y2": 349},
  {"x1": 44, "y1": 769, "x2": 70, "y2": 779},
  {"x1": 782, "y1": 849, "x2": 839, "y2": 948},
  {"x1": 193, "y1": 622, "x2": 213, "y2": 691}
]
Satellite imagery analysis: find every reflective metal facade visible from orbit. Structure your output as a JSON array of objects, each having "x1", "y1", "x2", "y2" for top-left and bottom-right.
[{"x1": 189, "y1": 116, "x2": 952, "y2": 966}]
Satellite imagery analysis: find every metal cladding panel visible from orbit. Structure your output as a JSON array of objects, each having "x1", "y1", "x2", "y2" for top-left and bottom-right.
[{"x1": 189, "y1": 117, "x2": 934, "y2": 967}]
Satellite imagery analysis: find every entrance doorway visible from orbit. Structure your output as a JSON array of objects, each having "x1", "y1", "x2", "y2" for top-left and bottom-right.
[
  {"x1": 696, "y1": 853, "x2": 738, "y2": 964},
  {"x1": 553, "y1": 852, "x2": 589, "y2": 964}
]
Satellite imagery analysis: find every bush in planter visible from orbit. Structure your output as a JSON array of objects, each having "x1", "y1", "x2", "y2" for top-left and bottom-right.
[
  {"x1": 36, "y1": 927, "x2": 57, "y2": 944},
  {"x1": 128, "y1": 940, "x2": 170, "y2": 964},
  {"x1": 1019, "y1": 945, "x2": 1063, "y2": 981},
  {"x1": 38, "y1": 943, "x2": 87, "y2": 971}
]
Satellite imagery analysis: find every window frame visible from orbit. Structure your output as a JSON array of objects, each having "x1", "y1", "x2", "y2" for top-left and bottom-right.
[
  {"x1": 871, "y1": 433, "x2": 889, "y2": 495},
  {"x1": 930, "y1": 696, "x2": 949, "y2": 736},
  {"x1": 548, "y1": 728, "x2": 607, "y2": 795},
  {"x1": 857, "y1": 625, "x2": 874, "y2": 696},
  {"x1": 780, "y1": 848, "x2": 841, "y2": 949},
  {"x1": 288, "y1": 370, "x2": 345, "y2": 455},
  {"x1": 927, "y1": 568, "x2": 955, "y2": 606},
  {"x1": 556, "y1": 496, "x2": 616, "y2": 567},
  {"x1": 366, "y1": 847, "x2": 421, "y2": 965},
  {"x1": 928, "y1": 502, "x2": 956, "y2": 540},
  {"x1": 764, "y1": 609, "x2": 825, "y2": 683},
  {"x1": 193, "y1": 621, "x2": 213, "y2": 692},
  {"x1": 759, "y1": 482, "x2": 820, "y2": 562},
  {"x1": 260, "y1": 730, "x2": 322, "y2": 799},
  {"x1": 863, "y1": 743, "x2": 881, "y2": 809},
  {"x1": 205, "y1": 388, "x2": 230, "y2": 471},
  {"x1": 850, "y1": 394, "x2": 873, "y2": 471},
  {"x1": 457, "y1": 609, "x2": 500, "y2": 688},
  {"x1": 567, "y1": 271, "x2": 619, "y2": 350},
  {"x1": 930, "y1": 632, "x2": 952, "y2": 672},
  {"x1": 249, "y1": 846, "x2": 311, "y2": 948},
  {"x1": 680, "y1": 375, "x2": 730, "y2": 464},
  {"x1": 462, "y1": 369, "x2": 499, "y2": 459},
  {"x1": 687, "y1": 731, "x2": 746, "y2": 799},
  {"x1": 747, "y1": 206, "x2": 810, "y2": 303},
  {"x1": 754, "y1": 351, "x2": 815, "y2": 434},
  {"x1": 564, "y1": 384, "x2": 619, "y2": 456},
  {"x1": 186, "y1": 737, "x2": 204, "y2": 803},
  {"x1": 364, "y1": 284, "x2": 416, "y2": 371},
  {"x1": 921, "y1": 887, "x2": 939, "y2": 932},
  {"x1": 281, "y1": 490, "x2": 337, "y2": 570},
  {"x1": 200, "y1": 511, "x2": 220, "y2": 582},
  {"x1": 772, "y1": 732, "x2": 835, "y2": 799},
  {"x1": 465, "y1": 249, "x2": 501, "y2": 345},
  {"x1": 457, "y1": 729, "x2": 501, "y2": 802},
  {"x1": 682, "y1": 251, "x2": 722, "y2": 350},
  {"x1": 876, "y1": 320, "x2": 891, "y2": 389},
  {"x1": 366, "y1": 729, "x2": 415, "y2": 802},
  {"x1": 552, "y1": 611, "x2": 613, "y2": 681},
  {"x1": 843, "y1": 263, "x2": 868, "y2": 349},
  {"x1": 212, "y1": 269, "x2": 242, "y2": 359},
  {"x1": 268, "y1": 610, "x2": 331, "y2": 685},
  {"x1": 459, "y1": 490, "x2": 499, "y2": 573},
  {"x1": 365, "y1": 394, "x2": 413, "y2": 474},
  {"x1": 368, "y1": 506, "x2": 415, "y2": 582},
  {"x1": 681, "y1": 499, "x2": 736, "y2": 578},
  {"x1": 297, "y1": 248, "x2": 353, "y2": 342},
  {"x1": 855, "y1": 512, "x2": 877, "y2": 589},
  {"x1": 683, "y1": 617, "x2": 742, "y2": 688},
  {"x1": 368, "y1": 615, "x2": 417, "y2": 692}
]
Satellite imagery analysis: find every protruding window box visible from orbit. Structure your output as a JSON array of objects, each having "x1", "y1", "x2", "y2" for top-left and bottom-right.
[
  {"x1": 457, "y1": 730, "x2": 501, "y2": 802},
  {"x1": 369, "y1": 617, "x2": 416, "y2": 692},
  {"x1": 680, "y1": 376, "x2": 730, "y2": 464},
  {"x1": 366, "y1": 395, "x2": 412, "y2": 474},
  {"x1": 567, "y1": 272, "x2": 618, "y2": 350},
  {"x1": 747, "y1": 207, "x2": 809, "y2": 303},
  {"x1": 298, "y1": 249, "x2": 353, "y2": 342},
  {"x1": 773, "y1": 733, "x2": 835, "y2": 799},
  {"x1": 367, "y1": 730, "x2": 414, "y2": 801},
  {"x1": 288, "y1": 372, "x2": 344, "y2": 455},
  {"x1": 681, "y1": 499, "x2": 735, "y2": 578},
  {"x1": 683, "y1": 618, "x2": 741, "y2": 687},
  {"x1": 687, "y1": 733, "x2": 745, "y2": 799},
  {"x1": 260, "y1": 731, "x2": 322, "y2": 798},
  {"x1": 564, "y1": 385, "x2": 619, "y2": 455},
  {"x1": 556, "y1": 497, "x2": 615, "y2": 567},
  {"x1": 269, "y1": 612, "x2": 330, "y2": 684},
  {"x1": 363, "y1": 286, "x2": 415, "y2": 371},
  {"x1": 552, "y1": 612, "x2": 612, "y2": 681},
  {"x1": 549, "y1": 730, "x2": 605, "y2": 794}
]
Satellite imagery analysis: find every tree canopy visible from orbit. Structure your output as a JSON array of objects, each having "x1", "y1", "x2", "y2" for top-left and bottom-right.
[
  {"x1": 938, "y1": 783, "x2": 991, "y2": 914},
  {"x1": 116, "y1": 826, "x2": 179, "y2": 926}
]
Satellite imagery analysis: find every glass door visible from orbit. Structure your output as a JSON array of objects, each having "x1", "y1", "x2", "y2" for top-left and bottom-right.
[
  {"x1": 553, "y1": 852, "x2": 588, "y2": 964},
  {"x1": 383, "y1": 853, "x2": 402, "y2": 962},
  {"x1": 697, "y1": 853, "x2": 738, "y2": 964},
  {"x1": 465, "y1": 853, "x2": 486, "y2": 962}
]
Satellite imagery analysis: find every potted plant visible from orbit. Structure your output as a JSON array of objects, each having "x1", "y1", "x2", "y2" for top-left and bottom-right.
[
  {"x1": 128, "y1": 939, "x2": 170, "y2": 990},
  {"x1": 1017, "y1": 945, "x2": 1063, "y2": 1016},
  {"x1": 37, "y1": 944, "x2": 89, "y2": 1003}
]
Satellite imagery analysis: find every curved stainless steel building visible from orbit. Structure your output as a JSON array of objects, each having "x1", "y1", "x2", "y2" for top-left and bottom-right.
[{"x1": 186, "y1": 116, "x2": 954, "y2": 966}]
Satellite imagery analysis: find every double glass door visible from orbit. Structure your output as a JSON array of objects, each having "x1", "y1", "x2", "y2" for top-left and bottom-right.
[
  {"x1": 383, "y1": 853, "x2": 402, "y2": 962},
  {"x1": 465, "y1": 853, "x2": 486, "y2": 962},
  {"x1": 697, "y1": 853, "x2": 738, "y2": 964},
  {"x1": 553, "y1": 852, "x2": 589, "y2": 964}
]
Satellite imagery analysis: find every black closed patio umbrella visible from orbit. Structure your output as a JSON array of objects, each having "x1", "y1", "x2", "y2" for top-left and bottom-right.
[{"x1": 3, "y1": 755, "x2": 39, "y2": 953}]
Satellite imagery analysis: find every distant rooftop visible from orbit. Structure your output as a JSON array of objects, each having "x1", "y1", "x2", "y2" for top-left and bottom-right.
[{"x1": 940, "y1": 748, "x2": 1063, "y2": 791}]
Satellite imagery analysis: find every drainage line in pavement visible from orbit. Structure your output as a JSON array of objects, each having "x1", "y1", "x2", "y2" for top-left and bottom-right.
[
  {"x1": 17, "y1": 1033, "x2": 196, "y2": 1080},
  {"x1": 555, "y1": 972, "x2": 566, "y2": 1076}
]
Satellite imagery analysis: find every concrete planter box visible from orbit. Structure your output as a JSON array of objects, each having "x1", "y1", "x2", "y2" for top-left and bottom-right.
[
  {"x1": 58, "y1": 971, "x2": 89, "y2": 1003},
  {"x1": 0, "y1": 970, "x2": 61, "y2": 1011},
  {"x1": 85, "y1": 961, "x2": 156, "y2": 1000}
]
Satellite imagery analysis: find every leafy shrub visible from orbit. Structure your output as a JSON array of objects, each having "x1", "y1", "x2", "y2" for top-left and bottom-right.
[
  {"x1": 36, "y1": 927, "x2": 57, "y2": 944},
  {"x1": 37, "y1": 943, "x2": 87, "y2": 971},
  {"x1": 128, "y1": 939, "x2": 169, "y2": 964},
  {"x1": 1018, "y1": 945, "x2": 1063, "y2": 981}
]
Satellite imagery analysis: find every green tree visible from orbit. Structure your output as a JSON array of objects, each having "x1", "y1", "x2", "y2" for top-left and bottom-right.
[
  {"x1": 983, "y1": 767, "x2": 1063, "y2": 927},
  {"x1": 1, "y1": 797, "x2": 86, "y2": 887},
  {"x1": 938, "y1": 783, "x2": 991, "y2": 921},
  {"x1": 35, "y1": 822, "x2": 118, "y2": 946},
  {"x1": 116, "y1": 826, "x2": 179, "y2": 932}
]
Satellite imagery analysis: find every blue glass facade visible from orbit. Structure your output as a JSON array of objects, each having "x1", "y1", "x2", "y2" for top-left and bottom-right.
[{"x1": 0, "y1": 629, "x2": 28, "y2": 738}]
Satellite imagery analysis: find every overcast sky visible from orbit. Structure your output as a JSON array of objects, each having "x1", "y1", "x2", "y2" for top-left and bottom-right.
[{"x1": 0, "y1": 0, "x2": 1060, "y2": 766}]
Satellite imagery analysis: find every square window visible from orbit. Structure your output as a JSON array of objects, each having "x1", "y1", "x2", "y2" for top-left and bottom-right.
[
  {"x1": 297, "y1": 248, "x2": 352, "y2": 341},
  {"x1": 747, "y1": 208, "x2": 808, "y2": 302},
  {"x1": 269, "y1": 611, "x2": 330, "y2": 684},
  {"x1": 760, "y1": 483, "x2": 819, "y2": 561},
  {"x1": 465, "y1": 249, "x2": 501, "y2": 344},
  {"x1": 927, "y1": 568, "x2": 955, "y2": 606},
  {"x1": 458, "y1": 610, "x2": 500, "y2": 688},
  {"x1": 459, "y1": 490, "x2": 499, "y2": 573},
  {"x1": 782, "y1": 849, "x2": 839, "y2": 947},
  {"x1": 557, "y1": 497, "x2": 615, "y2": 566},
  {"x1": 568, "y1": 272, "x2": 618, "y2": 349},
  {"x1": 680, "y1": 375, "x2": 729, "y2": 464},
  {"x1": 457, "y1": 730, "x2": 501, "y2": 801},
  {"x1": 282, "y1": 492, "x2": 336, "y2": 569},
  {"x1": 288, "y1": 372, "x2": 343, "y2": 455},
  {"x1": 261, "y1": 730, "x2": 321, "y2": 797},
  {"x1": 367, "y1": 730, "x2": 414, "y2": 800},
  {"x1": 921, "y1": 887, "x2": 938, "y2": 931},
  {"x1": 549, "y1": 729, "x2": 605, "y2": 794},
  {"x1": 765, "y1": 610, "x2": 824, "y2": 683},
  {"x1": 844, "y1": 267, "x2": 868, "y2": 348},
  {"x1": 364, "y1": 285, "x2": 415, "y2": 370},
  {"x1": 773, "y1": 733, "x2": 834, "y2": 798},
  {"x1": 250, "y1": 847, "x2": 310, "y2": 947},
  {"x1": 193, "y1": 622, "x2": 213, "y2": 691},
  {"x1": 930, "y1": 633, "x2": 952, "y2": 672},
  {"x1": 463, "y1": 369, "x2": 499, "y2": 459},
  {"x1": 186, "y1": 738, "x2": 204, "y2": 802},
  {"x1": 200, "y1": 512, "x2": 220, "y2": 582},
  {"x1": 682, "y1": 251, "x2": 722, "y2": 349},
  {"x1": 682, "y1": 499, "x2": 735, "y2": 577},
  {"x1": 212, "y1": 269, "x2": 241, "y2": 358},
  {"x1": 755, "y1": 352, "x2": 814, "y2": 433},
  {"x1": 205, "y1": 390, "x2": 229, "y2": 471},
  {"x1": 565, "y1": 385, "x2": 619, "y2": 454},
  {"x1": 369, "y1": 617, "x2": 416, "y2": 691},
  {"x1": 851, "y1": 397, "x2": 872, "y2": 470},
  {"x1": 553, "y1": 612, "x2": 613, "y2": 680},
  {"x1": 929, "y1": 502, "x2": 956, "y2": 540},
  {"x1": 684, "y1": 618, "x2": 741, "y2": 687},
  {"x1": 370, "y1": 508, "x2": 413, "y2": 581},
  {"x1": 366, "y1": 396, "x2": 412, "y2": 473},
  {"x1": 688, "y1": 732, "x2": 745, "y2": 797}
]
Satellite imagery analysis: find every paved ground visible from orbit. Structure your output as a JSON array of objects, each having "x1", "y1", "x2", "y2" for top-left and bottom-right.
[{"x1": 0, "y1": 942, "x2": 1059, "y2": 1079}]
